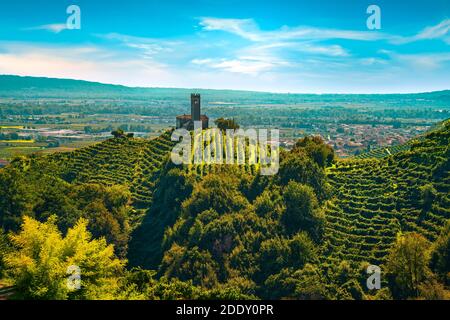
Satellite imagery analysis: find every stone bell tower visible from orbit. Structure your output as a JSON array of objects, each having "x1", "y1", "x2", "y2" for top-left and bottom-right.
[{"x1": 191, "y1": 93, "x2": 201, "y2": 122}]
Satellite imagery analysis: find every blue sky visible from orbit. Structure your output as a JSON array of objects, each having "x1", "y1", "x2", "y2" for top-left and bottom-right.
[{"x1": 0, "y1": 0, "x2": 449, "y2": 93}]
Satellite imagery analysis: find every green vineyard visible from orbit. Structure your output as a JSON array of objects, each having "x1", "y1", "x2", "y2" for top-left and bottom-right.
[
  {"x1": 355, "y1": 142, "x2": 414, "y2": 159},
  {"x1": 38, "y1": 122, "x2": 449, "y2": 269},
  {"x1": 1, "y1": 120, "x2": 448, "y2": 300},
  {"x1": 324, "y1": 120, "x2": 449, "y2": 266},
  {"x1": 48, "y1": 130, "x2": 176, "y2": 210},
  {"x1": 20, "y1": 121, "x2": 450, "y2": 266}
]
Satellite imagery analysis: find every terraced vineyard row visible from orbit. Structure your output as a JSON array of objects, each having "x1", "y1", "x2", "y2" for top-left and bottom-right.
[
  {"x1": 48, "y1": 130, "x2": 176, "y2": 209},
  {"x1": 179, "y1": 130, "x2": 278, "y2": 177},
  {"x1": 354, "y1": 138, "x2": 424, "y2": 159},
  {"x1": 323, "y1": 120, "x2": 449, "y2": 266}
]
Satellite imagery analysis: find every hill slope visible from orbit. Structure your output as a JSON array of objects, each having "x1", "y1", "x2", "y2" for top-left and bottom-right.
[
  {"x1": 4, "y1": 121, "x2": 449, "y2": 266},
  {"x1": 48, "y1": 130, "x2": 176, "y2": 210},
  {"x1": 324, "y1": 120, "x2": 449, "y2": 265},
  {"x1": 0, "y1": 118, "x2": 448, "y2": 300}
]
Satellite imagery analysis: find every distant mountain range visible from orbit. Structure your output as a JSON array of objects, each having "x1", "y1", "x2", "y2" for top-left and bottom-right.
[{"x1": 0, "y1": 75, "x2": 449, "y2": 103}]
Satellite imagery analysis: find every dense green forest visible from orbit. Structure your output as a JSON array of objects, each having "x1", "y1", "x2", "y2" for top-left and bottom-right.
[{"x1": 0, "y1": 118, "x2": 448, "y2": 300}]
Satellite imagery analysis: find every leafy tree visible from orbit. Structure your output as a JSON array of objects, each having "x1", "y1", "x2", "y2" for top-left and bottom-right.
[
  {"x1": 319, "y1": 260, "x2": 366, "y2": 300},
  {"x1": 254, "y1": 232, "x2": 316, "y2": 292},
  {"x1": 0, "y1": 228, "x2": 10, "y2": 278},
  {"x1": 160, "y1": 244, "x2": 219, "y2": 288},
  {"x1": 197, "y1": 277, "x2": 257, "y2": 299},
  {"x1": 430, "y1": 222, "x2": 450, "y2": 285},
  {"x1": 187, "y1": 220, "x2": 203, "y2": 246},
  {"x1": 214, "y1": 118, "x2": 240, "y2": 132},
  {"x1": 146, "y1": 277, "x2": 200, "y2": 300},
  {"x1": 0, "y1": 162, "x2": 133, "y2": 258},
  {"x1": 0, "y1": 166, "x2": 42, "y2": 230},
  {"x1": 293, "y1": 264, "x2": 329, "y2": 300},
  {"x1": 294, "y1": 136, "x2": 335, "y2": 167},
  {"x1": 72, "y1": 184, "x2": 132, "y2": 258},
  {"x1": 154, "y1": 168, "x2": 194, "y2": 215},
  {"x1": 121, "y1": 268, "x2": 256, "y2": 300},
  {"x1": 386, "y1": 232, "x2": 433, "y2": 299},
  {"x1": 0, "y1": 160, "x2": 80, "y2": 232},
  {"x1": 123, "y1": 267, "x2": 156, "y2": 293},
  {"x1": 253, "y1": 189, "x2": 284, "y2": 219},
  {"x1": 288, "y1": 232, "x2": 316, "y2": 269},
  {"x1": 419, "y1": 183, "x2": 437, "y2": 212},
  {"x1": 417, "y1": 278, "x2": 449, "y2": 300},
  {"x1": 4, "y1": 216, "x2": 125, "y2": 300},
  {"x1": 200, "y1": 214, "x2": 237, "y2": 258},
  {"x1": 111, "y1": 128, "x2": 125, "y2": 138},
  {"x1": 263, "y1": 264, "x2": 328, "y2": 299},
  {"x1": 371, "y1": 288, "x2": 393, "y2": 300},
  {"x1": 281, "y1": 181, "x2": 325, "y2": 241},
  {"x1": 339, "y1": 278, "x2": 365, "y2": 300},
  {"x1": 196, "y1": 209, "x2": 220, "y2": 226},
  {"x1": 263, "y1": 268, "x2": 296, "y2": 299},
  {"x1": 278, "y1": 149, "x2": 329, "y2": 200},
  {"x1": 182, "y1": 173, "x2": 249, "y2": 216},
  {"x1": 258, "y1": 236, "x2": 290, "y2": 280}
]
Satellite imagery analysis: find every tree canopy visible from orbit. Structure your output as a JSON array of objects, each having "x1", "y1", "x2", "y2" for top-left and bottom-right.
[{"x1": 4, "y1": 216, "x2": 125, "y2": 300}]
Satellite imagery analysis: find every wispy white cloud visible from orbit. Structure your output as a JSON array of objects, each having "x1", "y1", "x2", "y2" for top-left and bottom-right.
[
  {"x1": 383, "y1": 51, "x2": 450, "y2": 70},
  {"x1": 293, "y1": 43, "x2": 349, "y2": 57},
  {"x1": 199, "y1": 18, "x2": 263, "y2": 41},
  {"x1": 359, "y1": 57, "x2": 388, "y2": 66},
  {"x1": 199, "y1": 17, "x2": 384, "y2": 42},
  {"x1": 192, "y1": 55, "x2": 290, "y2": 75},
  {"x1": 270, "y1": 26, "x2": 384, "y2": 42},
  {"x1": 193, "y1": 16, "x2": 450, "y2": 83},
  {"x1": 241, "y1": 42, "x2": 349, "y2": 57},
  {"x1": 194, "y1": 18, "x2": 355, "y2": 75},
  {"x1": 97, "y1": 33, "x2": 183, "y2": 61},
  {"x1": 99, "y1": 33, "x2": 181, "y2": 51},
  {"x1": 25, "y1": 23, "x2": 68, "y2": 34},
  {"x1": 391, "y1": 19, "x2": 450, "y2": 44},
  {"x1": 200, "y1": 17, "x2": 450, "y2": 45}
]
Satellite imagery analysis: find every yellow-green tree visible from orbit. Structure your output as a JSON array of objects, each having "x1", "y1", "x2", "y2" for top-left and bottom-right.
[
  {"x1": 430, "y1": 222, "x2": 450, "y2": 285},
  {"x1": 385, "y1": 232, "x2": 432, "y2": 299},
  {"x1": 4, "y1": 216, "x2": 125, "y2": 300},
  {"x1": 0, "y1": 228, "x2": 9, "y2": 278}
]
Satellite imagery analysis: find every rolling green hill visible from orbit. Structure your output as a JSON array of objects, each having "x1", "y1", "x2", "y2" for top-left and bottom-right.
[
  {"x1": 0, "y1": 118, "x2": 448, "y2": 300},
  {"x1": 41, "y1": 120, "x2": 449, "y2": 267}
]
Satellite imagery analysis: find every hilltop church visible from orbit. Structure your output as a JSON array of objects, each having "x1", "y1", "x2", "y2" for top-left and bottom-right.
[{"x1": 176, "y1": 94, "x2": 209, "y2": 130}]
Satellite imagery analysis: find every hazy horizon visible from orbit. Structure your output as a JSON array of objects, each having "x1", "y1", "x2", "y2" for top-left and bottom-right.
[{"x1": 1, "y1": 74, "x2": 449, "y2": 96}]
